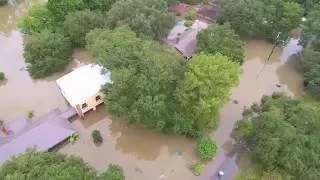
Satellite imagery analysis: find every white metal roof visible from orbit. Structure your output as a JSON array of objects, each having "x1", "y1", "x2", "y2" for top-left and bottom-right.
[{"x1": 56, "y1": 64, "x2": 111, "y2": 106}]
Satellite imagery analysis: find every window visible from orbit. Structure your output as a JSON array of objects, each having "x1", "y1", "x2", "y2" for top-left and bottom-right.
[
  {"x1": 82, "y1": 103, "x2": 88, "y2": 109},
  {"x1": 95, "y1": 95, "x2": 101, "y2": 101}
]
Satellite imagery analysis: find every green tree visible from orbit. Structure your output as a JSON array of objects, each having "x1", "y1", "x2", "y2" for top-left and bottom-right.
[
  {"x1": 86, "y1": 26, "x2": 143, "y2": 70},
  {"x1": 301, "y1": 6, "x2": 320, "y2": 51},
  {"x1": 0, "y1": 72, "x2": 5, "y2": 81},
  {"x1": 102, "y1": 42, "x2": 185, "y2": 132},
  {"x1": 83, "y1": 0, "x2": 118, "y2": 11},
  {"x1": 260, "y1": 0, "x2": 304, "y2": 41},
  {"x1": 178, "y1": 53, "x2": 241, "y2": 132},
  {"x1": 0, "y1": 0, "x2": 7, "y2": 6},
  {"x1": 19, "y1": 5, "x2": 54, "y2": 34},
  {"x1": 63, "y1": 10, "x2": 107, "y2": 47},
  {"x1": 218, "y1": 0, "x2": 264, "y2": 37},
  {"x1": 237, "y1": 94, "x2": 320, "y2": 179},
  {"x1": 197, "y1": 138, "x2": 218, "y2": 160},
  {"x1": 47, "y1": 0, "x2": 85, "y2": 21},
  {"x1": 99, "y1": 164, "x2": 125, "y2": 180},
  {"x1": 197, "y1": 24, "x2": 244, "y2": 64},
  {"x1": 23, "y1": 30, "x2": 72, "y2": 78},
  {"x1": 107, "y1": 0, "x2": 175, "y2": 40},
  {"x1": 0, "y1": 151, "x2": 98, "y2": 180},
  {"x1": 219, "y1": 0, "x2": 304, "y2": 40}
]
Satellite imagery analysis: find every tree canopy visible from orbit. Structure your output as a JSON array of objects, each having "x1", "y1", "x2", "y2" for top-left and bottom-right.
[
  {"x1": 99, "y1": 164, "x2": 125, "y2": 180},
  {"x1": 178, "y1": 53, "x2": 241, "y2": 133},
  {"x1": 197, "y1": 24, "x2": 244, "y2": 64},
  {"x1": 63, "y1": 10, "x2": 107, "y2": 47},
  {"x1": 88, "y1": 27, "x2": 241, "y2": 137},
  {"x1": 19, "y1": 5, "x2": 55, "y2": 34},
  {"x1": 219, "y1": 0, "x2": 304, "y2": 41},
  {"x1": 301, "y1": 6, "x2": 320, "y2": 51},
  {"x1": 83, "y1": 0, "x2": 118, "y2": 11},
  {"x1": 23, "y1": 30, "x2": 72, "y2": 78},
  {"x1": 107, "y1": 0, "x2": 175, "y2": 40},
  {"x1": 86, "y1": 26, "x2": 143, "y2": 70},
  {"x1": 236, "y1": 94, "x2": 320, "y2": 179},
  {"x1": 0, "y1": 151, "x2": 97, "y2": 180},
  {"x1": 47, "y1": 0, "x2": 85, "y2": 21}
]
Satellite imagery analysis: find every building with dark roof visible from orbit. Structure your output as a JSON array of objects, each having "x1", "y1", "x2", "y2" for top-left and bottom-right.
[{"x1": 0, "y1": 108, "x2": 76, "y2": 164}]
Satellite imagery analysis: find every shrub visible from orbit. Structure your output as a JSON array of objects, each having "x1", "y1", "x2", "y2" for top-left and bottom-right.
[
  {"x1": 99, "y1": 164, "x2": 125, "y2": 180},
  {"x1": 192, "y1": 163, "x2": 205, "y2": 176},
  {"x1": 92, "y1": 130, "x2": 103, "y2": 144},
  {"x1": 27, "y1": 110, "x2": 34, "y2": 119},
  {"x1": 184, "y1": 20, "x2": 193, "y2": 27},
  {"x1": 0, "y1": 72, "x2": 5, "y2": 81},
  {"x1": 68, "y1": 133, "x2": 80, "y2": 145},
  {"x1": 197, "y1": 138, "x2": 218, "y2": 161},
  {"x1": 183, "y1": 9, "x2": 197, "y2": 21},
  {"x1": 0, "y1": 0, "x2": 7, "y2": 6}
]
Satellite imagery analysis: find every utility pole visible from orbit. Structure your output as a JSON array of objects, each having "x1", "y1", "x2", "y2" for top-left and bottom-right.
[{"x1": 266, "y1": 32, "x2": 281, "y2": 62}]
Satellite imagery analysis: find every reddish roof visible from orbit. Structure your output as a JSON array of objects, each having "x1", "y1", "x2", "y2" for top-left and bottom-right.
[{"x1": 171, "y1": 3, "x2": 191, "y2": 15}]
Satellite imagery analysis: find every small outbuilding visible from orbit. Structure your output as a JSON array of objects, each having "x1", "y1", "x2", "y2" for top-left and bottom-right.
[
  {"x1": 170, "y1": 3, "x2": 191, "y2": 15},
  {"x1": 56, "y1": 64, "x2": 112, "y2": 118}
]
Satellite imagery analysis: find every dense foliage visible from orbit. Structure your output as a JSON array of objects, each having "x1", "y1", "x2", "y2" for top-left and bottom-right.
[
  {"x1": 192, "y1": 163, "x2": 205, "y2": 176},
  {"x1": 87, "y1": 27, "x2": 240, "y2": 137},
  {"x1": 86, "y1": 27, "x2": 143, "y2": 70},
  {"x1": 236, "y1": 169, "x2": 292, "y2": 180},
  {"x1": 0, "y1": 0, "x2": 7, "y2": 6},
  {"x1": 0, "y1": 72, "x2": 5, "y2": 81},
  {"x1": 219, "y1": 0, "x2": 304, "y2": 41},
  {"x1": 99, "y1": 164, "x2": 125, "y2": 180},
  {"x1": 107, "y1": 0, "x2": 175, "y2": 40},
  {"x1": 23, "y1": 30, "x2": 72, "y2": 78},
  {"x1": 19, "y1": 5, "x2": 54, "y2": 34},
  {"x1": 83, "y1": 0, "x2": 118, "y2": 11},
  {"x1": 92, "y1": 130, "x2": 103, "y2": 144},
  {"x1": 47, "y1": 0, "x2": 85, "y2": 21},
  {"x1": 178, "y1": 54, "x2": 241, "y2": 132},
  {"x1": 0, "y1": 151, "x2": 97, "y2": 179},
  {"x1": 298, "y1": 49, "x2": 320, "y2": 96},
  {"x1": 63, "y1": 10, "x2": 107, "y2": 47},
  {"x1": 236, "y1": 94, "x2": 320, "y2": 179},
  {"x1": 301, "y1": 6, "x2": 320, "y2": 51},
  {"x1": 197, "y1": 24, "x2": 244, "y2": 64},
  {"x1": 197, "y1": 138, "x2": 218, "y2": 161}
]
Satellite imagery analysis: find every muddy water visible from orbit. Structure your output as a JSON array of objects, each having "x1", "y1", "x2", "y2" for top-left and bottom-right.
[
  {"x1": 0, "y1": 2, "x2": 94, "y2": 121},
  {"x1": 200, "y1": 39, "x2": 304, "y2": 179},
  {"x1": 59, "y1": 106, "x2": 197, "y2": 180},
  {"x1": 0, "y1": 2, "x2": 305, "y2": 180}
]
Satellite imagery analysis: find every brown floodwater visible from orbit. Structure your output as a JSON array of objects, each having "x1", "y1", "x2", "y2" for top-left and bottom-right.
[{"x1": 0, "y1": 1, "x2": 305, "y2": 180}]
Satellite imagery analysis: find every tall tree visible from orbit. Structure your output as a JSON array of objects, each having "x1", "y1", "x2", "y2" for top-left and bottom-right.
[
  {"x1": 23, "y1": 30, "x2": 72, "y2": 78},
  {"x1": 301, "y1": 6, "x2": 320, "y2": 51},
  {"x1": 178, "y1": 53, "x2": 241, "y2": 135},
  {"x1": 86, "y1": 26, "x2": 143, "y2": 70},
  {"x1": 197, "y1": 24, "x2": 244, "y2": 64},
  {"x1": 0, "y1": 151, "x2": 97, "y2": 179},
  {"x1": 63, "y1": 10, "x2": 107, "y2": 47},
  {"x1": 237, "y1": 94, "x2": 320, "y2": 179},
  {"x1": 19, "y1": 5, "x2": 54, "y2": 34},
  {"x1": 102, "y1": 41, "x2": 185, "y2": 132},
  {"x1": 83, "y1": 0, "x2": 118, "y2": 11},
  {"x1": 107, "y1": 0, "x2": 175, "y2": 40},
  {"x1": 47, "y1": 0, "x2": 85, "y2": 21},
  {"x1": 218, "y1": 0, "x2": 264, "y2": 37}
]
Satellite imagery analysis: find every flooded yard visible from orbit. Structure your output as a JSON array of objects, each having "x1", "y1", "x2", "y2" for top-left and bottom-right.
[{"x1": 0, "y1": 1, "x2": 305, "y2": 180}]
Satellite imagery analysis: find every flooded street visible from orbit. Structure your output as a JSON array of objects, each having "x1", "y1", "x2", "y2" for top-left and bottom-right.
[
  {"x1": 0, "y1": 2, "x2": 305, "y2": 180},
  {"x1": 200, "y1": 39, "x2": 304, "y2": 179}
]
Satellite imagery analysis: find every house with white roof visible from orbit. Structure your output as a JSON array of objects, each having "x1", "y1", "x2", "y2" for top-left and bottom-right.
[{"x1": 56, "y1": 64, "x2": 112, "y2": 118}]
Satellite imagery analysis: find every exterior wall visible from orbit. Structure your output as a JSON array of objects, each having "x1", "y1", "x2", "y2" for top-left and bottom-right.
[{"x1": 76, "y1": 92, "x2": 104, "y2": 115}]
